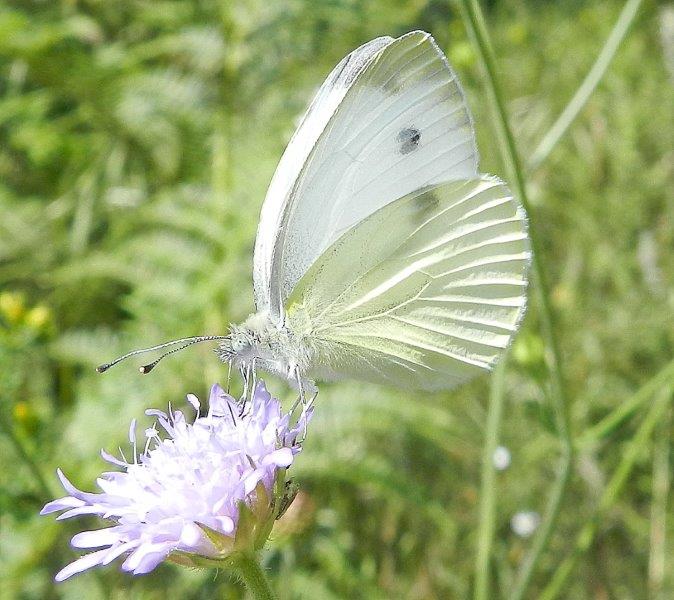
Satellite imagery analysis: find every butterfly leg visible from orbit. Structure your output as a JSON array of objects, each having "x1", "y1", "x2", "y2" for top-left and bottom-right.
[
  {"x1": 239, "y1": 364, "x2": 249, "y2": 415},
  {"x1": 292, "y1": 367, "x2": 317, "y2": 442},
  {"x1": 289, "y1": 366, "x2": 305, "y2": 414},
  {"x1": 226, "y1": 361, "x2": 233, "y2": 394},
  {"x1": 298, "y1": 386, "x2": 318, "y2": 443},
  {"x1": 239, "y1": 360, "x2": 258, "y2": 416},
  {"x1": 250, "y1": 357, "x2": 258, "y2": 401}
]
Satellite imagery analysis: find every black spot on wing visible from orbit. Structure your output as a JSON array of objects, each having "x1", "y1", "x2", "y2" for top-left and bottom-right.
[
  {"x1": 397, "y1": 127, "x2": 421, "y2": 155},
  {"x1": 413, "y1": 188, "x2": 441, "y2": 223}
]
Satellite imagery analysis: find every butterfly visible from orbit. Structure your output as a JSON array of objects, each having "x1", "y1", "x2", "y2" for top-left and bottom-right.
[{"x1": 98, "y1": 31, "x2": 531, "y2": 398}]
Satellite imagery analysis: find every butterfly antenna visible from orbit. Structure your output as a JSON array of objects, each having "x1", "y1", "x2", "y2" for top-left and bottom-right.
[
  {"x1": 96, "y1": 335, "x2": 229, "y2": 374},
  {"x1": 139, "y1": 337, "x2": 222, "y2": 374}
]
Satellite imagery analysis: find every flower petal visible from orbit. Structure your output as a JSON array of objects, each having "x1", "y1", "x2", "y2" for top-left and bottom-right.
[
  {"x1": 71, "y1": 527, "x2": 124, "y2": 549},
  {"x1": 186, "y1": 393, "x2": 200, "y2": 411},
  {"x1": 40, "y1": 496, "x2": 84, "y2": 515},
  {"x1": 243, "y1": 470, "x2": 263, "y2": 495},
  {"x1": 56, "y1": 505, "x2": 107, "y2": 520},
  {"x1": 262, "y1": 447, "x2": 294, "y2": 468},
  {"x1": 100, "y1": 449, "x2": 129, "y2": 467},
  {"x1": 215, "y1": 516, "x2": 235, "y2": 535},
  {"x1": 54, "y1": 549, "x2": 110, "y2": 582},
  {"x1": 56, "y1": 469, "x2": 104, "y2": 503},
  {"x1": 102, "y1": 541, "x2": 140, "y2": 565},
  {"x1": 121, "y1": 542, "x2": 172, "y2": 574},
  {"x1": 179, "y1": 522, "x2": 203, "y2": 547}
]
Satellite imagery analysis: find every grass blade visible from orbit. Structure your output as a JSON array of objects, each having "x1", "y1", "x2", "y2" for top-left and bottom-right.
[
  {"x1": 529, "y1": 0, "x2": 644, "y2": 170},
  {"x1": 540, "y1": 385, "x2": 672, "y2": 600},
  {"x1": 648, "y1": 405, "x2": 671, "y2": 598},
  {"x1": 578, "y1": 357, "x2": 674, "y2": 448}
]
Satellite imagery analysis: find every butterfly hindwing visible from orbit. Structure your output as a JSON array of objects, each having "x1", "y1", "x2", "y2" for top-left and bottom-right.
[{"x1": 286, "y1": 177, "x2": 530, "y2": 391}]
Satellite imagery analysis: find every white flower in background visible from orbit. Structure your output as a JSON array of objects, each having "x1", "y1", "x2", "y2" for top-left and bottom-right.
[
  {"x1": 41, "y1": 381, "x2": 311, "y2": 581},
  {"x1": 510, "y1": 511, "x2": 541, "y2": 538},
  {"x1": 492, "y1": 445, "x2": 512, "y2": 471}
]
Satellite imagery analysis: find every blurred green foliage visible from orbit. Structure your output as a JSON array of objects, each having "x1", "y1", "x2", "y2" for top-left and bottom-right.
[{"x1": 1, "y1": 0, "x2": 673, "y2": 598}]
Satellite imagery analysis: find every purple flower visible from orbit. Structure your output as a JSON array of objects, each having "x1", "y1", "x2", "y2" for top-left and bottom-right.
[{"x1": 41, "y1": 381, "x2": 311, "y2": 581}]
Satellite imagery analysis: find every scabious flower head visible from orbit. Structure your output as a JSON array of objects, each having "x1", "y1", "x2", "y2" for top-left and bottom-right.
[{"x1": 41, "y1": 381, "x2": 311, "y2": 581}]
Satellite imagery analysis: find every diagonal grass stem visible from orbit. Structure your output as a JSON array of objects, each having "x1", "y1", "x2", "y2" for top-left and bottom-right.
[
  {"x1": 577, "y1": 357, "x2": 674, "y2": 448},
  {"x1": 528, "y1": 0, "x2": 643, "y2": 170}
]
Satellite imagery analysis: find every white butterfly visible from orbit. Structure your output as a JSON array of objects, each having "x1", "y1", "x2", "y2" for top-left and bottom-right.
[{"x1": 99, "y1": 31, "x2": 530, "y2": 395}]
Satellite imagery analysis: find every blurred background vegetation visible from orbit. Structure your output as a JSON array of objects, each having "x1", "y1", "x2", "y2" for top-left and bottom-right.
[{"x1": 1, "y1": 0, "x2": 673, "y2": 598}]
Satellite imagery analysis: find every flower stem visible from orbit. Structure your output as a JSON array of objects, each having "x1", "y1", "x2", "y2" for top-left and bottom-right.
[
  {"x1": 231, "y1": 552, "x2": 277, "y2": 600},
  {"x1": 457, "y1": 3, "x2": 573, "y2": 599},
  {"x1": 474, "y1": 359, "x2": 506, "y2": 600}
]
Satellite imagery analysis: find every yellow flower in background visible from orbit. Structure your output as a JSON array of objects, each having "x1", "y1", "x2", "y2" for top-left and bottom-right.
[
  {"x1": 25, "y1": 305, "x2": 52, "y2": 331},
  {"x1": 0, "y1": 292, "x2": 25, "y2": 324}
]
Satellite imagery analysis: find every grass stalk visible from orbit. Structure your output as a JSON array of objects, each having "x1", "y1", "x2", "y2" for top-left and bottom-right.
[
  {"x1": 457, "y1": 3, "x2": 573, "y2": 598},
  {"x1": 473, "y1": 359, "x2": 506, "y2": 600},
  {"x1": 540, "y1": 386, "x2": 672, "y2": 600},
  {"x1": 648, "y1": 404, "x2": 671, "y2": 598},
  {"x1": 577, "y1": 357, "x2": 674, "y2": 448},
  {"x1": 528, "y1": 0, "x2": 643, "y2": 170}
]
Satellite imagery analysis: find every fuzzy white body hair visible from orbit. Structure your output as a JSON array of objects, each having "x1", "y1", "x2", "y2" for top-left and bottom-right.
[{"x1": 217, "y1": 312, "x2": 316, "y2": 391}]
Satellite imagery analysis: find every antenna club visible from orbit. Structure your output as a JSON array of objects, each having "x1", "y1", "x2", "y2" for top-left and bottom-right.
[
  {"x1": 140, "y1": 364, "x2": 156, "y2": 374},
  {"x1": 96, "y1": 364, "x2": 110, "y2": 374}
]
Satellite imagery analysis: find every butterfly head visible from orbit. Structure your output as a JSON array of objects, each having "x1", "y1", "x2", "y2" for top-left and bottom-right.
[{"x1": 216, "y1": 325, "x2": 259, "y2": 364}]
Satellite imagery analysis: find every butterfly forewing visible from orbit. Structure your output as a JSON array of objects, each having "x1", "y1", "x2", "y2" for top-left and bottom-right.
[
  {"x1": 253, "y1": 31, "x2": 478, "y2": 324},
  {"x1": 253, "y1": 36, "x2": 394, "y2": 321}
]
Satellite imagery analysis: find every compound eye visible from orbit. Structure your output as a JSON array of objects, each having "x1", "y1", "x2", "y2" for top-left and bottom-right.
[{"x1": 231, "y1": 335, "x2": 247, "y2": 353}]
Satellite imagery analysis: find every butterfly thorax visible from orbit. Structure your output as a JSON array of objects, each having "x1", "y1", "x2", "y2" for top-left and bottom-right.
[{"x1": 216, "y1": 312, "x2": 314, "y2": 384}]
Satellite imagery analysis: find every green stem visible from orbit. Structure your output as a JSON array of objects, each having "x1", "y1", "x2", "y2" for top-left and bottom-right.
[
  {"x1": 577, "y1": 357, "x2": 674, "y2": 448},
  {"x1": 540, "y1": 386, "x2": 672, "y2": 600},
  {"x1": 231, "y1": 552, "x2": 277, "y2": 600},
  {"x1": 457, "y1": 3, "x2": 573, "y2": 598},
  {"x1": 474, "y1": 360, "x2": 506, "y2": 600},
  {"x1": 528, "y1": 0, "x2": 643, "y2": 170}
]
